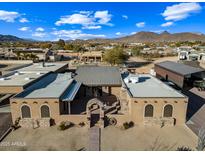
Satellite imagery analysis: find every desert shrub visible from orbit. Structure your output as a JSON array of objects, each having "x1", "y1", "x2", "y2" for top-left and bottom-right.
[
  {"x1": 123, "y1": 122, "x2": 130, "y2": 130},
  {"x1": 58, "y1": 121, "x2": 74, "y2": 130},
  {"x1": 129, "y1": 121, "x2": 134, "y2": 128},
  {"x1": 11, "y1": 117, "x2": 21, "y2": 130},
  {"x1": 79, "y1": 122, "x2": 85, "y2": 127},
  {"x1": 123, "y1": 121, "x2": 134, "y2": 130},
  {"x1": 177, "y1": 146, "x2": 192, "y2": 151}
]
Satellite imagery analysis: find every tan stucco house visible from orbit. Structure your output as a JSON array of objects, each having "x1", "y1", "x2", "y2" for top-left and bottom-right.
[{"x1": 9, "y1": 65, "x2": 188, "y2": 128}]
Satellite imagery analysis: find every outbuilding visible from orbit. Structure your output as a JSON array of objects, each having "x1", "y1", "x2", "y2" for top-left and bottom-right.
[{"x1": 154, "y1": 61, "x2": 205, "y2": 88}]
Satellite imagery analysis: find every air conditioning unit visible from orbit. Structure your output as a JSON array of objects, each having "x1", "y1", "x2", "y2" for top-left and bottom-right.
[{"x1": 129, "y1": 76, "x2": 139, "y2": 83}]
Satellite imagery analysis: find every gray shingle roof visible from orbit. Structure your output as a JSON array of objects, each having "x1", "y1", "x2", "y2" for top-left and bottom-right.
[
  {"x1": 75, "y1": 66, "x2": 122, "y2": 86},
  {"x1": 156, "y1": 61, "x2": 204, "y2": 76}
]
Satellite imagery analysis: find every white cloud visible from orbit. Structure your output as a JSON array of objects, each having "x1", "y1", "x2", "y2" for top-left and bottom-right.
[
  {"x1": 136, "y1": 22, "x2": 145, "y2": 28},
  {"x1": 32, "y1": 32, "x2": 46, "y2": 38},
  {"x1": 115, "y1": 32, "x2": 126, "y2": 36},
  {"x1": 51, "y1": 29, "x2": 106, "y2": 40},
  {"x1": 94, "y1": 10, "x2": 112, "y2": 25},
  {"x1": 36, "y1": 27, "x2": 44, "y2": 32},
  {"x1": 19, "y1": 18, "x2": 29, "y2": 23},
  {"x1": 55, "y1": 13, "x2": 94, "y2": 26},
  {"x1": 55, "y1": 10, "x2": 112, "y2": 29},
  {"x1": 122, "y1": 15, "x2": 128, "y2": 19},
  {"x1": 0, "y1": 10, "x2": 20, "y2": 22},
  {"x1": 162, "y1": 3, "x2": 202, "y2": 21},
  {"x1": 130, "y1": 32, "x2": 137, "y2": 35},
  {"x1": 161, "y1": 22, "x2": 174, "y2": 27},
  {"x1": 82, "y1": 25, "x2": 101, "y2": 29},
  {"x1": 18, "y1": 27, "x2": 30, "y2": 31}
]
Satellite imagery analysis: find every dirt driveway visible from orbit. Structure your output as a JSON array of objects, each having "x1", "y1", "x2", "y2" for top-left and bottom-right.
[{"x1": 128, "y1": 56, "x2": 178, "y2": 73}]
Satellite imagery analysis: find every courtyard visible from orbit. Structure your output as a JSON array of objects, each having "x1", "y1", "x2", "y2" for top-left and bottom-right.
[{"x1": 0, "y1": 125, "x2": 197, "y2": 151}]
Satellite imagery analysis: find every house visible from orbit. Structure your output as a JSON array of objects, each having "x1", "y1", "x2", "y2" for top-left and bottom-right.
[
  {"x1": 10, "y1": 73, "x2": 82, "y2": 128},
  {"x1": 79, "y1": 51, "x2": 103, "y2": 63},
  {"x1": 8, "y1": 65, "x2": 188, "y2": 128},
  {"x1": 121, "y1": 73, "x2": 187, "y2": 126},
  {"x1": 154, "y1": 61, "x2": 205, "y2": 88},
  {"x1": 0, "y1": 62, "x2": 68, "y2": 94}
]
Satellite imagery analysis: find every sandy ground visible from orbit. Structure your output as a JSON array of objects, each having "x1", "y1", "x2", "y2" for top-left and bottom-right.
[
  {"x1": 128, "y1": 56, "x2": 178, "y2": 74},
  {"x1": 101, "y1": 125, "x2": 197, "y2": 151},
  {"x1": 0, "y1": 124, "x2": 197, "y2": 151},
  {"x1": 0, "y1": 126, "x2": 88, "y2": 151}
]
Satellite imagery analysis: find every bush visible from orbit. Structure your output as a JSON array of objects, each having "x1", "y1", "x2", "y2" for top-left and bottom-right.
[
  {"x1": 58, "y1": 121, "x2": 74, "y2": 130},
  {"x1": 123, "y1": 122, "x2": 130, "y2": 130},
  {"x1": 58, "y1": 121, "x2": 67, "y2": 130},
  {"x1": 123, "y1": 121, "x2": 134, "y2": 130},
  {"x1": 11, "y1": 117, "x2": 21, "y2": 130},
  {"x1": 177, "y1": 146, "x2": 192, "y2": 151},
  {"x1": 79, "y1": 122, "x2": 85, "y2": 127},
  {"x1": 129, "y1": 121, "x2": 134, "y2": 128}
]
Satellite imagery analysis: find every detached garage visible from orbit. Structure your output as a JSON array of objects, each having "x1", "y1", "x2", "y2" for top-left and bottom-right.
[{"x1": 154, "y1": 61, "x2": 205, "y2": 88}]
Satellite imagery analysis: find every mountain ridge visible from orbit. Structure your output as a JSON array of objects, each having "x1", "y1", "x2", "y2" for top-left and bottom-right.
[{"x1": 1, "y1": 31, "x2": 205, "y2": 43}]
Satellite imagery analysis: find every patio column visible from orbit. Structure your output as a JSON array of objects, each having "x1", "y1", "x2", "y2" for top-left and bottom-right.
[{"x1": 68, "y1": 101, "x2": 71, "y2": 114}]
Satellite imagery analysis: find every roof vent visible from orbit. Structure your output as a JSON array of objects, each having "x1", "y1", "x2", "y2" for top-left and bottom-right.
[
  {"x1": 0, "y1": 78, "x2": 5, "y2": 81},
  {"x1": 24, "y1": 77, "x2": 30, "y2": 81},
  {"x1": 129, "y1": 76, "x2": 139, "y2": 83}
]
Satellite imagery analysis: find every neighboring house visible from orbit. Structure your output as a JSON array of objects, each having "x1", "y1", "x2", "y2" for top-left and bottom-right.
[
  {"x1": 8, "y1": 65, "x2": 188, "y2": 128},
  {"x1": 0, "y1": 63, "x2": 68, "y2": 94},
  {"x1": 79, "y1": 51, "x2": 103, "y2": 63}
]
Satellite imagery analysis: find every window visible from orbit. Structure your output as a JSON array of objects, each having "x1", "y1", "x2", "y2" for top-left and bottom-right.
[
  {"x1": 144, "y1": 104, "x2": 154, "y2": 117},
  {"x1": 41, "y1": 105, "x2": 50, "y2": 118},
  {"x1": 163, "y1": 105, "x2": 173, "y2": 117},
  {"x1": 21, "y1": 105, "x2": 31, "y2": 118}
]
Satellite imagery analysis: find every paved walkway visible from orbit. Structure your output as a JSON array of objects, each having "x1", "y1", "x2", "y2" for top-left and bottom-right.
[{"x1": 88, "y1": 127, "x2": 101, "y2": 151}]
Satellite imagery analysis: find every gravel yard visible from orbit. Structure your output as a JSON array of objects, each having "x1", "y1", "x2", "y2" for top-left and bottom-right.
[{"x1": 0, "y1": 124, "x2": 197, "y2": 151}]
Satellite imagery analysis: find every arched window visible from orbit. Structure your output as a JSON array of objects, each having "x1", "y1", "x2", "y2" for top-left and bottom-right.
[
  {"x1": 41, "y1": 105, "x2": 50, "y2": 118},
  {"x1": 163, "y1": 104, "x2": 173, "y2": 117},
  {"x1": 21, "y1": 105, "x2": 31, "y2": 118},
  {"x1": 144, "y1": 104, "x2": 154, "y2": 117}
]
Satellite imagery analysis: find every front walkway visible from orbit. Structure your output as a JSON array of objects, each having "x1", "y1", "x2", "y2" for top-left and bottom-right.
[{"x1": 88, "y1": 127, "x2": 101, "y2": 151}]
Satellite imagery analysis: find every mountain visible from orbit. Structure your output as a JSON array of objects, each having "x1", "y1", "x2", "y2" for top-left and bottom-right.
[
  {"x1": 0, "y1": 34, "x2": 29, "y2": 42},
  {"x1": 117, "y1": 31, "x2": 205, "y2": 43}
]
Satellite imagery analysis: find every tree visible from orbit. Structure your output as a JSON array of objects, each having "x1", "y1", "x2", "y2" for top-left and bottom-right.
[
  {"x1": 131, "y1": 46, "x2": 143, "y2": 56},
  {"x1": 57, "y1": 39, "x2": 65, "y2": 49},
  {"x1": 64, "y1": 44, "x2": 74, "y2": 50},
  {"x1": 73, "y1": 45, "x2": 87, "y2": 52},
  {"x1": 40, "y1": 43, "x2": 52, "y2": 49},
  {"x1": 16, "y1": 51, "x2": 21, "y2": 60},
  {"x1": 103, "y1": 46, "x2": 128, "y2": 65}
]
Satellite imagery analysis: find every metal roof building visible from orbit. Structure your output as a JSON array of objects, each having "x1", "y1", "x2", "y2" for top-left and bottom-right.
[
  {"x1": 155, "y1": 61, "x2": 204, "y2": 76},
  {"x1": 75, "y1": 66, "x2": 122, "y2": 86},
  {"x1": 14, "y1": 73, "x2": 81, "y2": 101},
  {"x1": 155, "y1": 61, "x2": 205, "y2": 88}
]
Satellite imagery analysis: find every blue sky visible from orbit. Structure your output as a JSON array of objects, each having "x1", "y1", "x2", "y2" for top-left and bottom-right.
[{"x1": 0, "y1": 2, "x2": 204, "y2": 41}]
